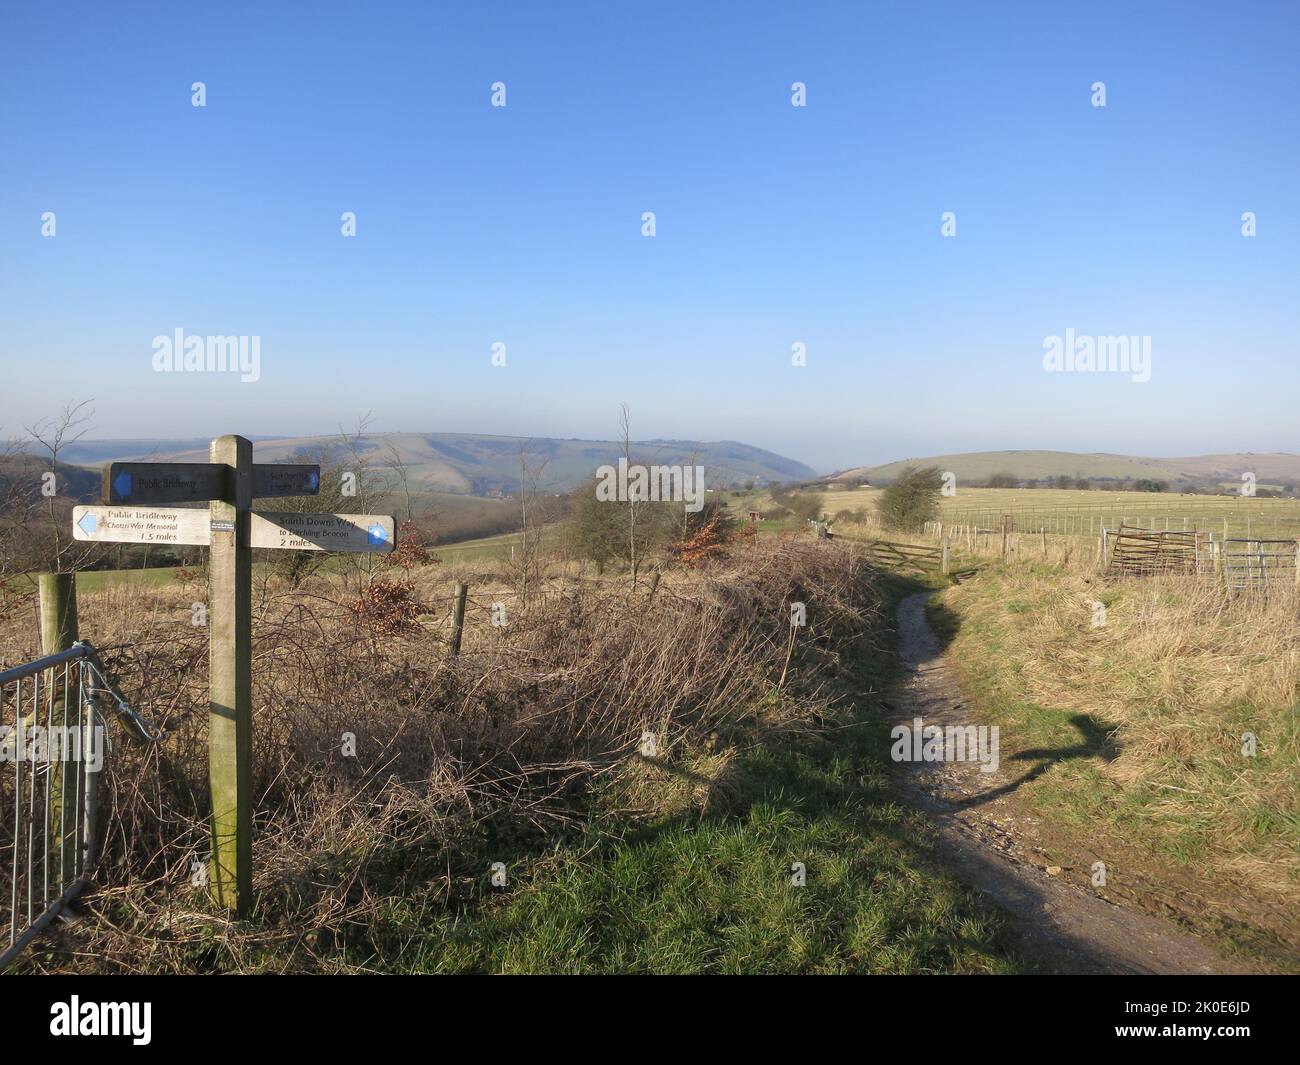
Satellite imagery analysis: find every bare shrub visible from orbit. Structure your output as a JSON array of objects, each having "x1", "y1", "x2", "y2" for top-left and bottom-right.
[
  {"x1": 16, "y1": 538, "x2": 882, "y2": 971},
  {"x1": 348, "y1": 578, "x2": 421, "y2": 636},
  {"x1": 878, "y1": 466, "x2": 944, "y2": 532}
]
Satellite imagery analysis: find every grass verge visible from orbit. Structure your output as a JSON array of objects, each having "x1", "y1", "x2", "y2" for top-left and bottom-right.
[
  {"x1": 342, "y1": 656, "x2": 1024, "y2": 974},
  {"x1": 929, "y1": 560, "x2": 1299, "y2": 966}
]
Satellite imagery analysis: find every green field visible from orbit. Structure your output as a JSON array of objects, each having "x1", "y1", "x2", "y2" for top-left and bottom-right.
[
  {"x1": 431, "y1": 531, "x2": 521, "y2": 562},
  {"x1": 48, "y1": 482, "x2": 1300, "y2": 597},
  {"x1": 40, "y1": 531, "x2": 524, "y2": 595},
  {"x1": 69, "y1": 567, "x2": 184, "y2": 593},
  {"x1": 818, "y1": 485, "x2": 1300, "y2": 541},
  {"x1": 854, "y1": 449, "x2": 1300, "y2": 489},
  {"x1": 939, "y1": 488, "x2": 1300, "y2": 540}
]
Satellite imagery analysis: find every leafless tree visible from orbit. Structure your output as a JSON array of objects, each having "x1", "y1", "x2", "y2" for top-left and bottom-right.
[
  {"x1": 24, "y1": 399, "x2": 95, "y2": 572},
  {"x1": 512, "y1": 442, "x2": 549, "y2": 607},
  {"x1": 620, "y1": 404, "x2": 639, "y2": 590},
  {"x1": 335, "y1": 412, "x2": 381, "y2": 590},
  {"x1": 384, "y1": 441, "x2": 415, "y2": 525},
  {"x1": 680, "y1": 442, "x2": 703, "y2": 540},
  {"x1": 0, "y1": 431, "x2": 39, "y2": 585}
]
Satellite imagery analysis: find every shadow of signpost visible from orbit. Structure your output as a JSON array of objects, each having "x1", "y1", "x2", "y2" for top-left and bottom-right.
[{"x1": 949, "y1": 712, "x2": 1121, "y2": 810}]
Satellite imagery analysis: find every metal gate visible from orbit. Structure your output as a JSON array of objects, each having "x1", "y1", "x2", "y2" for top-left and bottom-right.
[
  {"x1": 0, "y1": 642, "x2": 157, "y2": 967},
  {"x1": 1217, "y1": 539, "x2": 1299, "y2": 593}
]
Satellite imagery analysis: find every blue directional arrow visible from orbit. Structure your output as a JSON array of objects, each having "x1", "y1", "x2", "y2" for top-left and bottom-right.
[
  {"x1": 112, "y1": 471, "x2": 133, "y2": 500},
  {"x1": 78, "y1": 512, "x2": 99, "y2": 535},
  {"x1": 367, "y1": 523, "x2": 390, "y2": 547},
  {"x1": 307, "y1": 469, "x2": 320, "y2": 491}
]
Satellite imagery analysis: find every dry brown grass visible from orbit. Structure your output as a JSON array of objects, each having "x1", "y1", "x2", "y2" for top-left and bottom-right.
[
  {"x1": 938, "y1": 561, "x2": 1300, "y2": 940},
  {"x1": 830, "y1": 515, "x2": 1298, "y2": 953},
  {"x1": 3, "y1": 537, "x2": 883, "y2": 972}
]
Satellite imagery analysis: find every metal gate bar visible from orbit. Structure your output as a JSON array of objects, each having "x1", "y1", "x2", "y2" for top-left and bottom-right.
[{"x1": 0, "y1": 642, "x2": 156, "y2": 968}]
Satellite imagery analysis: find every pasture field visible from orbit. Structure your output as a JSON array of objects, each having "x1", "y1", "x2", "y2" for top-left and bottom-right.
[
  {"x1": 2, "y1": 566, "x2": 184, "y2": 597},
  {"x1": 73, "y1": 566, "x2": 184, "y2": 593},
  {"x1": 817, "y1": 485, "x2": 1300, "y2": 541},
  {"x1": 15, "y1": 531, "x2": 524, "y2": 597},
  {"x1": 856, "y1": 449, "x2": 1300, "y2": 490},
  {"x1": 428, "y1": 530, "x2": 521, "y2": 562},
  {"x1": 42, "y1": 485, "x2": 1300, "y2": 597}
]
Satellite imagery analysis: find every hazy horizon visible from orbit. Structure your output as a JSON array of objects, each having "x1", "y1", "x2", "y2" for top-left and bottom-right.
[{"x1": 41, "y1": 425, "x2": 1300, "y2": 480}]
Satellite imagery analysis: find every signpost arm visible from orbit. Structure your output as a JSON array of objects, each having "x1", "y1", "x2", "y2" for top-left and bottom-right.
[{"x1": 208, "y1": 435, "x2": 252, "y2": 915}]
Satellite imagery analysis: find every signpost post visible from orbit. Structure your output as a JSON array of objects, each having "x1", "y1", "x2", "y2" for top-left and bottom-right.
[
  {"x1": 72, "y1": 435, "x2": 394, "y2": 916},
  {"x1": 208, "y1": 435, "x2": 252, "y2": 915}
]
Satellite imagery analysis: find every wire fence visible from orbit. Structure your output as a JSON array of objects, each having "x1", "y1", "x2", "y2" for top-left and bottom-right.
[
  {"x1": 907, "y1": 514, "x2": 1300, "y2": 597},
  {"x1": 937, "y1": 499, "x2": 1300, "y2": 541}
]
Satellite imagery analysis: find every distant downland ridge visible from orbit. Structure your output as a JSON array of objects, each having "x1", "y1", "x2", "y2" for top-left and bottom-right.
[
  {"x1": 54, "y1": 432, "x2": 818, "y2": 496},
  {"x1": 824, "y1": 450, "x2": 1300, "y2": 489}
]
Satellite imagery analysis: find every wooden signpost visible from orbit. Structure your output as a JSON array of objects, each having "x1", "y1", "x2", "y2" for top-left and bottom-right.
[
  {"x1": 71, "y1": 435, "x2": 394, "y2": 915},
  {"x1": 103, "y1": 461, "x2": 321, "y2": 505},
  {"x1": 73, "y1": 506, "x2": 396, "y2": 552}
]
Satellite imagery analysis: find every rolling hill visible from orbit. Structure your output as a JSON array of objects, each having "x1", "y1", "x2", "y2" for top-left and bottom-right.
[
  {"x1": 0, "y1": 455, "x2": 100, "y2": 503},
  {"x1": 55, "y1": 433, "x2": 817, "y2": 496},
  {"x1": 831, "y1": 451, "x2": 1300, "y2": 488}
]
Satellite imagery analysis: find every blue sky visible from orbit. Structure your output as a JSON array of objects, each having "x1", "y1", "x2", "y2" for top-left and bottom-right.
[{"x1": 1, "y1": 0, "x2": 1296, "y2": 471}]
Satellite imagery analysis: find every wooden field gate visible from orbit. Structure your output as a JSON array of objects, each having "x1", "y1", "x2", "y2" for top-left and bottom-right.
[
  {"x1": 856, "y1": 539, "x2": 946, "y2": 575},
  {"x1": 1105, "y1": 524, "x2": 1205, "y2": 575}
]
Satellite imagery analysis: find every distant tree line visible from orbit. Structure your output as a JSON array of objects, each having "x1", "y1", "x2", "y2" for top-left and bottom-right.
[{"x1": 966, "y1": 472, "x2": 1294, "y2": 495}]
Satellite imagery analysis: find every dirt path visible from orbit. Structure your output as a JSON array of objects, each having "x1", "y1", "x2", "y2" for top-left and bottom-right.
[{"x1": 889, "y1": 590, "x2": 1256, "y2": 975}]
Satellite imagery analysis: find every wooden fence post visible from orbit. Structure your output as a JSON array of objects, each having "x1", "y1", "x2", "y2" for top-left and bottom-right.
[
  {"x1": 38, "y1": 572, "x2": 79, "y2": 879},
  {"x1": 449, "y1": 582, "x2": 468, "y2": 656},
  {"x1": 1000, "y1": 516, "x2": 1009, "y2": 559},
  {"x1": 38, "y1": 571, "x2": 78, "y2": 655},
  {"x1": 941, "y1": 541, "x2": 950, "y2": 575},
  {"x1": 208, "y1": 434, "x2": 252, "y2": 916}
]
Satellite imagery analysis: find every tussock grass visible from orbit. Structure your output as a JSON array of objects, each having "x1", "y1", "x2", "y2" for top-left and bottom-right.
[{"x1": 934, "y1": 561, "x2": 1300, "y2": 955}]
